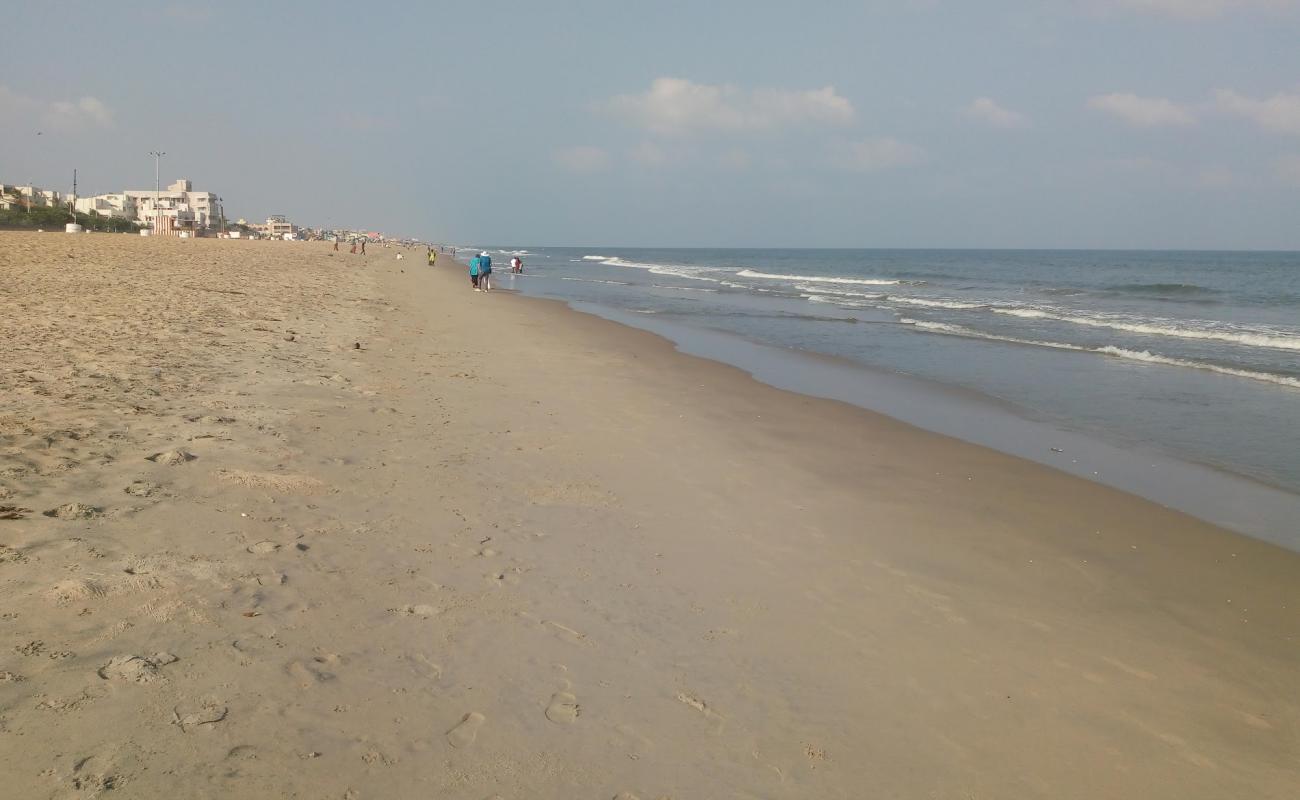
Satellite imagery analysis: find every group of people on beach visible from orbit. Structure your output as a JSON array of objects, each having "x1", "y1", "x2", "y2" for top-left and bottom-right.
[
  {"x1": 331, "y1": 237, "x2": 366, "y2": 255},
  {"x1": 465, "y1": 252, "x2": 523, "y2": 291},
  {"x1": 469, "y1": 252, "x2": 493, "y2": 291}
]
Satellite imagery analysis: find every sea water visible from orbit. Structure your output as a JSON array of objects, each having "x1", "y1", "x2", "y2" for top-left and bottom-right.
[{"x1": 471, "y1": 247, "x2": 1300, "y2": 527}]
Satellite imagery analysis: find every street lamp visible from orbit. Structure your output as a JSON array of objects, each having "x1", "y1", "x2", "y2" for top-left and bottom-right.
[{"x1": 148, "y1": 150, "x2": 165, "y2": 230}]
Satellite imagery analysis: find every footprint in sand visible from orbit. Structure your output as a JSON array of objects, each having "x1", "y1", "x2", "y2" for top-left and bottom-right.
[
  {"x1": 123, "y1": 481, "x2": 162, "y2": 498},
  {"x1": 446, "y1": 712, "x2": 486, "y2": 748},
  {"x1": 97, "y1": 653, "x2": 178, "y2": 684},
  {"x1": 286, "y1": 658, "x2": 335, "y2": 688},
  {"x1": 545, "y1": 691, "x2": 581, "y2": 724},
  {"x1": 172, "y1": 701, "x2": 228, "y2": 732},
  {"x1": 42, "y1": 502, "x2": 101, "y2": 520},
  {"x1": 246, "y1": 541, "x2": 280, "y2": 555},
  {"x1": 70, "y1": 754, "x2": 121, "y2": 794},
  {"x1": 676, "y1": 690, "x2": 726, "y2": 733},
  {"x1": 1, "y1": 544, "x2": 28, "y2": 563},
  {"x1": 391, "y1": 604, "x2": 441, "y2": 618}
]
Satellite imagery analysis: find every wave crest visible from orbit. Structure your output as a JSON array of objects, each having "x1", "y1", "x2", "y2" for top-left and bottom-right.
[{"x1": 901, "y1": 319, "x2": 1300, "y2": 389}]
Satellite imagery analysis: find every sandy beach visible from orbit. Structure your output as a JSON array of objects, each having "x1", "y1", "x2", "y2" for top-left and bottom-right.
[{"x1": 1, "y1": 232, "x2": 1297, "y2": 799}]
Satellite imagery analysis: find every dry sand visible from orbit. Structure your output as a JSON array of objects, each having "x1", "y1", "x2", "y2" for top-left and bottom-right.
[{"x1": 1, "y1": 232, "x2": 1297, "y2": 799}]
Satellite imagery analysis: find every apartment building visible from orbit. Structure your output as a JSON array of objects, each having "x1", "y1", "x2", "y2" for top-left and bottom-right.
[
  {"x1": 73, "y1": 193, "x2": 138, "y2": 219},
  {"x1": 124, "y1": 178, "x2": 218, "y2": 229}
]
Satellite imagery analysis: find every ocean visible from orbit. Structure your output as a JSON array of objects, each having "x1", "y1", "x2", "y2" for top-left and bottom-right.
[{"x1": 461, "y1": 247, "x2": 1300, "y2": 543}]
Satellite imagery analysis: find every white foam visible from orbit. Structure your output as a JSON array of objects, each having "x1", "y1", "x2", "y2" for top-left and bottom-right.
[
  {"x1": 794, "y1": 284, "x2": 884, "y2": 300},
  {"x1": 558, "y1": 276, "x2": 632, "y2": 286},
  {"x1": 737, "y1": 269, "x2": 901, "y2": 286},
  {"x1": 888, "y1": 296, "x2": 983, "y2": 310},
  {"x1": 582, "y1": 255, "x2": 613, "y2": 261},
  {"x1": 599, "y1": 257, "x2": 724, "y2": 285},
  {"x1": 902, "y1": 319, "x2": 1300, "y2": 389},
  {"x1": 806, "y1": 294, "x2": 874, "y2": 308},
  {"x1": 991, "y1": 307, "x2": 1300, "y2": 352},
  {"x1": 651, "y1": 284, "x2": 719, "y2": 293}
]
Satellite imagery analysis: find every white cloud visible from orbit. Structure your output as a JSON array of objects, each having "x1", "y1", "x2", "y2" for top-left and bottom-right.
[
  {"x1": 629, "y1": 141, "x2": 670, "y2": 167},
  {"x1": 836, "y1": 137, "x2": 927, "y2": 172},
  {"x1": 1197, "y1": 165, "x2": 1238, "y2": 187},
  {"x1": 0, "y1": 86, "x2": 114, "y2": 131},
  {"x1": 338, "y1": 112, "x2": 394, "y2": 132},
  {"x1": 966, "y1": 97, "x2": 1029, "y2": 128},
  {"x1": 607, "y1": 77, "x2": 854, "y2": 135},
  {"x1": 553, "y1": 145, "x2": 611, "y2": 172},
  {"x1": 1213, "y1": 89, "x2": 1300, "y2": 134},
  {"x1": 1100, "y1": 0, "x2": 1297, "y2": 19},
  {"x1": 163, "y1": 3, "x2": 214, "y2": 22},
  {"x1": 1276, "y1": 154, "x2": 1300, "y2": 185},
  {"x1": 1087, "y1": 93, "x2": 1195, "y2": 127},
  {"x1": 1094, "y1": 155, "x2": 1172, "y2": 175},
  {"x1": 718, "y1": 149, "x2": 752, "y2": 171}
]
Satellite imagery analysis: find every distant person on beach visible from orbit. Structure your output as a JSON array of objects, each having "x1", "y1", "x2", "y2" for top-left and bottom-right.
[
  {"x1": 510, "y1": 256, "x2": 522, "y2": 274},
  {"x1": 479, "y1": 251, "x2": 493, "y2": 291},
  {"x1": 469, "y1": 254, "x2": 481, "y2": 290},
  {"x1": 350, "y1": 241, "x2": 357, "y2": 254},
  {"x1": 333, "y1": 237, "x2": 339, "y2": 252},
  {"x1": 427, "y1": 248, "x2": 437, "y2": 266},
  {"x1": 360, "y1": 240, "x2": 366, "y2": 255}
]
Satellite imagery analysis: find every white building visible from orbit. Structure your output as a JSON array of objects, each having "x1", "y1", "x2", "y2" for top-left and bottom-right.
[
  {"x1": 124, "y1": 178, "x2": 218, "y2": 229},
  {"x1": 73, "y1": 192, "x2": 138, "y2": 220},
  {"x1": 249, "y1": 215, "x2": 298, "y2": 239},
  {"x1": 1, "y1": 184, "x2": 63, "y2": 210}
]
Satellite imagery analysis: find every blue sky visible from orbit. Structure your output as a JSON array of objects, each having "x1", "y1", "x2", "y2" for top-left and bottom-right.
[{"x1": 3, "y1": 0, "x2": 1299, "y2": 248}]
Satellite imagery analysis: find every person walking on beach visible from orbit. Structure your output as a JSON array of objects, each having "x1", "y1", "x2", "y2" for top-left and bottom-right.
[
  {"x1": 360, "y1": 239, "x2": 366, "y2": 255},
  {"x1": 510, "y1": 255, "x2": 522, "y2": 274},
  {"x1": 469, "y1": 254, "x2": 482, "y2": 290},
  {"x1": 350, "y1": 241, "x2": 357, "y2": 254},
  {"x1": 427, "y1": 247, "x2": 437, "y2": 267},
  {"x1": 333, "y1": 236, "x2": 339, "y2": 252},
  {"x1": 478, "y1": 251, "x2": 493, "y2": 292}
]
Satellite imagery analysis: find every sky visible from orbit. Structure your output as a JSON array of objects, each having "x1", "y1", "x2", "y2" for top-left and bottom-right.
[{"x1": 3, "y1": 0, "x2": 1300, "y2": 249}]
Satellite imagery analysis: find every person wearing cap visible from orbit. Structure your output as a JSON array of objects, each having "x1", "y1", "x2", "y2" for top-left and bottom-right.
[{"x1": 478, "y1": 251, "x2": 493, "y2": 292}]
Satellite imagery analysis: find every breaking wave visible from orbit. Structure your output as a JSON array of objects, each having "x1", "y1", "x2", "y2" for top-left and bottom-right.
[
  {"x1": 736, "y1": 269, "x2": 903, "y2": 286},
  {"x1": 990, "y1": 308, "x2": 1300, "y2": 352},
  {"x1": 902, "y1": 319, "x2": 1300, "y2": 389}
]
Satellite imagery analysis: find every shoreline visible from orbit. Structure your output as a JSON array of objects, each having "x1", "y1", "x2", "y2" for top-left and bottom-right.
[
  {"x1": 3, "y1": 234, "x2": 1297, "y2": 798},
  {"x1": 494, "y1": 268, "x2": 1300, "y2": 550}
]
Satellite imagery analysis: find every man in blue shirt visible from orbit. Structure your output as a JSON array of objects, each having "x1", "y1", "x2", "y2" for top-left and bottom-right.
[{"x1": 478, "y1": 251, "x2": 493, "y2": 292}]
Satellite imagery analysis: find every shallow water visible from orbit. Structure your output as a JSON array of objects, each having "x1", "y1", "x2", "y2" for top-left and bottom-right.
[{"x1": 471, "y1": 247, "x2": 1300, "y2": 504}]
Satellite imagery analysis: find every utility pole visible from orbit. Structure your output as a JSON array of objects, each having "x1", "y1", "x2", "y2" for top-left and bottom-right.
[
  {"x1": 69, "y1": 168, "x2": 77, "y2": 221},
  {"x1": 149, "y1": 150, "x2": 165, "y2": 231}
]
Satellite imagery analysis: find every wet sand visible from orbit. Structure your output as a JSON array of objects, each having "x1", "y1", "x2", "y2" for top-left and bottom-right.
[{"x1": 1, "y1": 232, "x2": 1297, "y2": 799}]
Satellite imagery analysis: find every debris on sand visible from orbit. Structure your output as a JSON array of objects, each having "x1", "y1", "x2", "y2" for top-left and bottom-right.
[
  {"x1": 147, "y1": 450, "x2": 195, "y2": 466},
  {"x1": 43, "y1": 502, "x2": 101, "y2": 520}
]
